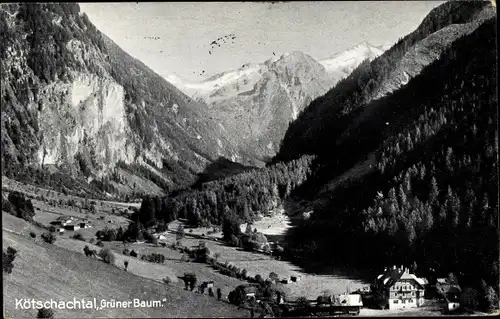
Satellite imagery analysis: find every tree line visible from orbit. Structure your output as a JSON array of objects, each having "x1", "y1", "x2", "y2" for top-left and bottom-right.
[{"x1": 135, "y1": 155, "x2": 315, "y2": 228}]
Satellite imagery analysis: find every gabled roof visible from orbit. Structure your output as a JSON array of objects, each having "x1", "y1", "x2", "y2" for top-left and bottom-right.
[
  {"x1": 376, "y1": 266, "x2": 427, "y2": 289},
  {"x1": 376, "y1": 267, "x2": 404, "y2": 288},
  {"x1": 400, "y1": 272, "x2": 426, "y2": 288},
  {"x1": 436, "y1": 279, "x2": 462, "y2": 296}
]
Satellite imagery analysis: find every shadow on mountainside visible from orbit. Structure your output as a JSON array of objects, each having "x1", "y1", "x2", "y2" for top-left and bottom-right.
[{"x1": 191, "y1": 157, "x2": 256, "y2": 189}]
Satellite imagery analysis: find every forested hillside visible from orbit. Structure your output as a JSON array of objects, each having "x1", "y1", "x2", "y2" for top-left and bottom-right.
[
  {"x1": 137, "y1": 155, "x2": 316, "y2": 227},
  {"x1": 284, "y1": 16, "x2": 498, "y2": 291}
]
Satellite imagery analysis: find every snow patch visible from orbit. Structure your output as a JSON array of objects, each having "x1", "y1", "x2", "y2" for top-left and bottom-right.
[
  {"x1": 320, "y1": 42, "x2": 384, "y2": 80},
  {"x1": 164, "y1": 64, "x2": 262, "y2": 102}
]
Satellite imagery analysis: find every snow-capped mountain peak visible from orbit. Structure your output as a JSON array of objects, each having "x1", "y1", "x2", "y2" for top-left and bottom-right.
[
  {"x1": 164, "y1": 43, "x2": 387, "y2": 103},
  {"x1": 319, "y1": 42, "x2": 385, "y2": 75}
]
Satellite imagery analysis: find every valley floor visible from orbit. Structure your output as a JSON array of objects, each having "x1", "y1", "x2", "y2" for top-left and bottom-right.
[
  {"x1": 2, "y1": 177, "x2": 247, "y2": 318},
  {"x1": 4, "y1": 177, "x2": 488, "y2": 318}
]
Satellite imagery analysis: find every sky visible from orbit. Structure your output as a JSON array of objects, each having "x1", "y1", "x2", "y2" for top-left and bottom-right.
[{"x1": 80, "y1": 1, "x2": 444, "y2": 83}]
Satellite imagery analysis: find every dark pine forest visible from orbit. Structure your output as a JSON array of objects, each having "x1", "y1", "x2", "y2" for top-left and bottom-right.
[
  {"x1": 134, "y1": 6, "x2": 498, "y2": 297},
  {"x1": 284, "y1": 18, "x2": 498, "y2": 291}
]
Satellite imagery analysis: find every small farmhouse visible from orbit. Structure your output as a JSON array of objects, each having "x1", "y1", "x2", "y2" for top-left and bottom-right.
[
  {"x1": 312, "y1": 294, "x2": 363, "y2": 316},
  {"x1": 436, "y1": 278, "x2": 462, "y2": 313},
  {"x1": 290, "y1": 275, "x2": 301, "y2": 283},
  {"x1": 156, "y1": 234, "x2": 167, "y2": 240},
  {"x1": 332, "y1": 293, "x2": 364, "y2": 308},
  {"x1": 373, "y1": 265, "x2": 427, "y2": 310},
  {"x1": 235, "y1": 284, "x2": 261, "y2": 301},
  {"x1": 63, "y1": 222, "x2": 81, "y2": 231},
  {"x1": 51, "y1": 216, "x2": 81, "y2": 227}
]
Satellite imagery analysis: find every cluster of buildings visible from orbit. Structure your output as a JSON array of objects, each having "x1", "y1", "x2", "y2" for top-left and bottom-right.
[
  {"x1": 435, "y1": 277, "x2": 461, "y2": 312},
  {"x1": 50, "y1": 215, "x2": 92, "y2": 233},
  {"x1": 232, "y1": 264, "x2": 464, "y2": 316},
  {"x1": 371, "y1": 265, "x2": 462, "y2": 313}
]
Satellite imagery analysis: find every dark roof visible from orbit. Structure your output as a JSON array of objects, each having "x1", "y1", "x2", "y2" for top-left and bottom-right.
[
  {"x1": 237, "y1": 283, "x2": 260, "y2": 289},
  {"x1": 237, "y1": 285, "x2": 258, "y2": 294},
  {"x1": 376, "y1": 267, "x2": 404, "y2": 288},
  {"x1": 437, "y1": 281, "x2": 462, "y2": 297},
  {"x1": 375, "y1": 267, "x2": 426, "y2": 288},
  {"x1": 446, "y1": 290, "x2": 461, "y2": 302}
]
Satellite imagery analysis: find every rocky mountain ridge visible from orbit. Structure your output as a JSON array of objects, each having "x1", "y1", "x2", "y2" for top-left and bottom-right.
[
  {"x1": 275, "y1": 0, "x2": 496, "y2": 162},
  {"x1": 166, "y1": 43, "x2": 385, "y2": 164},
  {"x1": 0, "y1": 3, "x2": 240, "y2": 197}
]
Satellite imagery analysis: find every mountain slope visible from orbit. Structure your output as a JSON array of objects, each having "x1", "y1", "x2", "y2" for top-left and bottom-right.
[
  {"x1": 2, "y1": 214, "x2": 245, "y2": 318},
  {"x1": 125, "y1": 2, "x2": 496, "y2": 293},
  {"x1": 275, "y1": 0, "x2": 495, "y2": 162},
  {"x1": 319, "y1": 42, "x2": 385, "y2": 81},
  {"x1": 168, "y1": 46, "x2": 383, "y2": 164},
  {"x1": 0, "y1": 3, "x2": 240, "y2": 197},
  {"x1": 284, "y1": 13, "x2": 498, "y2": 290}
]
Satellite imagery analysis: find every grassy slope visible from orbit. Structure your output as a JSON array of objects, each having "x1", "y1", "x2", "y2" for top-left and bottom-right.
[
  {"x1": 159, "y1": 222, "x2": 368, "y2": 299},
  {"x1": 2, "y1": 179, "x2": 249, "y2": 298},
  {"x1": 2, "y1": 213, "x2": 245, "y2": 319}
]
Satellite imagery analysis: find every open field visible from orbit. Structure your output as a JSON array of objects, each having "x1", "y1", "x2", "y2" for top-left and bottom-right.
[
  {"x1": 239, "y1": 208, "x2": 293, "y2": 237},
  {"x1": 3, "y1": 177, "x2": 134, "y2": 241},
  {"x1": 2, "y1": 176, "x2": 140, "y2": 213},
  {"x1": 2, "y1": 214, "x2": 246, "y2": 318},
  {"x1": 3, "y1": 178, "x2": 369, "y2": 301},
  {"x1": 359, "y1": 300, "x2": 491, "y2": 317},
  {"x1": 29, "y1": 199, "x2": 130, "y2": 240},
  {"x1": 106, "y1": 240, "x2": 246, "y2": 299},
  {"x1": 166, "y1": 221, "x2": 368, "y2": 299},
  {"x1": 359, "y1": 302, "x2": 443, "y2": 317},
  {"x1": 182, "y1": 208, "x2": 293, "y2": 239},
  {"x1": 4, "y1": 180, "x2": 494, "y2": 317},
  {"x1": 3, "y1": 212, "x2": 245, "y2": 303}
]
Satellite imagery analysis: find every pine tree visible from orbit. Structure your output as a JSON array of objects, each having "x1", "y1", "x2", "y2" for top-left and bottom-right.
[
  {"x1": 479, "y1": 279, "x2": 498, "y2": 312},
  {"x1": 398, "y1": 184, "x2": 408, "y2": 209},
  {"x1": 429, "y1": 176, "x2": 439, "y2": 204},
  {"x1": 176, "y1": 224, "x2": 185, "y2": 243},
  {"x1": 439, "y1": 205, "x2": 447, "y2": 223},
  {"x1": 388, "y1": 187, "x2": 397, "y2": 205},
  {"x1": 388, "y1": 203, "x2": 397, "y2": 216},
  {"x1": 407, "y1": 224, "x2": 417, "y2": 246}
]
